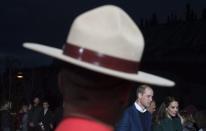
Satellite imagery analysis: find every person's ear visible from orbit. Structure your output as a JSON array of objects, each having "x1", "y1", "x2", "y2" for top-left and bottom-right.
[{"x1": 138, "y1": 93, "x2": 142, "y2": 99}]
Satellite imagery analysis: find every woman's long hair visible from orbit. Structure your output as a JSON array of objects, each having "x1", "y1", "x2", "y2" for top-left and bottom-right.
[{"x1": 154, "y1": 96, "x2": 178, "y2": 124}]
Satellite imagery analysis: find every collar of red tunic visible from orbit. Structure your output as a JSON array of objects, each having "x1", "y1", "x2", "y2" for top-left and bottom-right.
[{"x1": 55, "y1": 117, "x2": 114, "y2": 131}]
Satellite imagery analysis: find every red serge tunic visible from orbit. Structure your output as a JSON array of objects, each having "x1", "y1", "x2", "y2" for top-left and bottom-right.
[{"x1": 56, "y1": 117, "x2": 113, "y2": 131}]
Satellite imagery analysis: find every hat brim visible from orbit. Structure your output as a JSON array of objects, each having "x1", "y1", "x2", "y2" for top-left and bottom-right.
[{"x1": 23, "y1": 42, "x2": 175, "y2": 87}]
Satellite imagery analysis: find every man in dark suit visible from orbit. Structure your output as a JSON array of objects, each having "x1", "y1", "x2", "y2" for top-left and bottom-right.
[
  {"x1": 116, "y1": 85, "x2": 154, "y2": 131},
  {"x1": 39, "y1": 101, "x2": 53, "y2": 131},
  {"x1": 28, "y1": 97, "x2": 43, "y2": 131}
]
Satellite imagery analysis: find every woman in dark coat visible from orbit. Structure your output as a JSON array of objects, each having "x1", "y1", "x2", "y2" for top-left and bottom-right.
[{"x1": 153, "y1": 96, "x2": 182, "y2": 131}]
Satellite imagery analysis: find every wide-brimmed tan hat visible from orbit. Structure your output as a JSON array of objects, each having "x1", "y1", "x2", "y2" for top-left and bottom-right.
[{"x1": 23, "y1": 5, "x2": 175, "y2": 87}]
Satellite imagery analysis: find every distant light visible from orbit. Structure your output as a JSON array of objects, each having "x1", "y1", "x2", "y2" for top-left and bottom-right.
[
  {"x1": 16, "y1": 72, "x2": 24, "y2": 79},
  {"x1": 17, "y1": 75, "x2": 23, "y2": 78}
]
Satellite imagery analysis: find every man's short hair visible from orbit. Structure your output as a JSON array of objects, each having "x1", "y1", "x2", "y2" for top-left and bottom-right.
[{"x1": 136, "y1": 85, "x2": 152, "y2": 97}]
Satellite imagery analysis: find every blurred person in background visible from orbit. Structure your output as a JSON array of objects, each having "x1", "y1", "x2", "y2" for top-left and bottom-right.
[
  {"x1": 19, "y1": 104, "x2": 29, "y2": 131},
  {"x1": 39, "y1": 101, "x2": 53, "y2": 131},
  {"x1": 179, "y1": 110, "x2": 196, "y2": 131},
  {"x1": 147, "y1": 100, "x2": 157, "y2": 114},
  {"x1": 0, "y1": 101, "x2": 13, "y2": 131},
  {"x1": 28, "y1": 97, "x2": 43, "y2": 131},
  {"x1": 194, "y1": 110, "x2": 206, "y2": 131}
]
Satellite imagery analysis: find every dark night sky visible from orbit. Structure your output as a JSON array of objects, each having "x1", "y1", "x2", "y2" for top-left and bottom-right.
[{"x1": 0, "y1": 0, "x2": 205, "y2": 68}]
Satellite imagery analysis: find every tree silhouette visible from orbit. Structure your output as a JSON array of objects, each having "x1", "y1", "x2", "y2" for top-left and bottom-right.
[
  {"x1": 201, "y1": 8, "x2": 206, "y2": 20},
  {"x1": 150, "y1": 13, "x2": 158, "y2": 26},
  {"x1": 185, "y1": 3, "x2": 197, "y2": 21}
]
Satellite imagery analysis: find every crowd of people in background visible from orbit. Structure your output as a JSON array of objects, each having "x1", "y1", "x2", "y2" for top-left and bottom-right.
[
  {"x1": 0, "y1": 86, "x2": 206, "y2": 131},
  {"x1": 0, "y1": 97, "x2": 62, "y2": 131}
]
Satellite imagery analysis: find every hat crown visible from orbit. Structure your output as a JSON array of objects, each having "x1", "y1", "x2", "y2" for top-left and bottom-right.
[{"x1": 67, "y1": 5, "x2": 144, "y2": 62}]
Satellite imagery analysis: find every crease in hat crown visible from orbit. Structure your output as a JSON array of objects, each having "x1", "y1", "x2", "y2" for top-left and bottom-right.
[{"x1": 67, "y1": 5, "x2": 144, "y2": 62}]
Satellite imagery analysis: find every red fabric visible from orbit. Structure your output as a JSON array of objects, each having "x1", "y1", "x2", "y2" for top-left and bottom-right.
[
  {"x1": 55, "y1": 117, "x2": 113, "y2": 131},
  {"x1": 63, "y1": 43, "x2": 140, "y2": 73}
]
